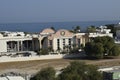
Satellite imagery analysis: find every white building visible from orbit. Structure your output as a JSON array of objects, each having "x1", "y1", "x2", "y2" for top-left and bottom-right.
[
  {"x1": 0, "y1": 76, "x2": 25, "y2": 80},
  {"x1": 116, "y1": 30, "x2": 120, "y2": 40},
  {"x1": 113, "y1": 22, "x2": 120, "y2": 43},
  {"x1": 0, "y1": 31, "x2": 40, "y2": 54},
  {"x1": 88, "y1": 26, "x2": 113, "y2": 38}
]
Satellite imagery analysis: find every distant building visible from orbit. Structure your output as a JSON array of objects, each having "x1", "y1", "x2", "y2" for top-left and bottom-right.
[
  {"x1": 116, "y1": 30, "x2": 120, "y2": 40},
  {"x1": 114, "y1": 22, "x2": 120, "y2": 43},
  {"x1": 0, "y1": 31, "x2": 40, "y2": 54},
  {"x1": 99, "y1": 66, "x2": 120, "y2": 80},
  {"x1": 88, "y1": 26, "x2": 113, "y2": 38},
  {"x1": 40, "y1": 28, "x2": 88, "y2": 52},
  {"x1": 0, "y1": 26, "x2": 113, "y2": 55},
  {"x1": 0, "y1": 76, "x2": 25, "y2": 80}
]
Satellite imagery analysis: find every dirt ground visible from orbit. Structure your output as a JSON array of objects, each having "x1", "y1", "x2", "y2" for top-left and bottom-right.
[{"x1": 1, "y1": 58, "x2": 120, "y2": 75}]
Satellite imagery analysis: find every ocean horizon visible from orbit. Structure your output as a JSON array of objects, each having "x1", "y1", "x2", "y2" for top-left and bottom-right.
[{"x1": 0, "y1": 20, "x2": 119, "y2": 33}]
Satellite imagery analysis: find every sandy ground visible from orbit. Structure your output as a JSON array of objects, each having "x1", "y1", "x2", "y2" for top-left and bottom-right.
[{"x1": 0, "y1": 58, "x2": 120, "y2": 75}]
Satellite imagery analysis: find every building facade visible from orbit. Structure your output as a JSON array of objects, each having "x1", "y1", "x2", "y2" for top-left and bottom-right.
[
  {"x1": 0, "y1": 26, "x2": 113, "y2": 54},
  {"x1": 40, "y1": 28, "x2": 88, "y2": 53},
  {"x1": 0, "y1": 31, "x2": 40, "y2": 54}
]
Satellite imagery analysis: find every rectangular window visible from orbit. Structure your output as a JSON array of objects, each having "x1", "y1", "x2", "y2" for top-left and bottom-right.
[
  {"x1": 69, "y1": 39, "x2": 71, "y2": 45},
  {"x1": 49, "y1": 40, "x2": 52, "y2": 46},
  {"x1": 78, "y1": 39, "x2": 81, "y2": 47},
  {"x1": 63, "y1": 39, "x2": 65, "y2": 43},
  {"x1": 69, "y1": 39, "x2": 71, "y2": 49},
  {"x1": 57, "y1": 39, "x2": 60, "y2": 50},
  {"x1": 63, "y1": 39, "x2": 65, "y2": 49}
]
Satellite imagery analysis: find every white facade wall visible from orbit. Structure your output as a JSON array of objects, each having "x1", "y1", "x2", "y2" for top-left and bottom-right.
[
  {"x1": 0, "y1": 54, "x2": 86, "y2": 63},
  {"x1": 0, "y1": 37, "x2": 33, "y2": 53},
  {"x1": 0, "y1": 40, "x2": 7, "y2": 52},
  {"x1": 53, "y1": 38, "x2": 57, "y2": 51},
  {"x1": 53, "y1": 37, "x2": 73, "y2": 51},
  {"x1": 0, "y1": 76, "x2": 25, "y2": 80},
  {"x1": 89, "y1": 33, "x2": 113, "y2": 38}
]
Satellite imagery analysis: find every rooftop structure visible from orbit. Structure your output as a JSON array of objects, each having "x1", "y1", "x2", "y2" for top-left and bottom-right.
[
  {"x1": 99, "y1": 66, "x2": 120, "y2": 80},
  {"x1": 88, "y1": 26, "x2": 113, "y2": 38},
  {"x1": 0, "y1": 31, "x2": 25, "y2": 37},
  {"x1": 40, "y1": 28, "x2": 55, "y2": 36},
  {"x1": 0, "y1": 31, "x2": 40, "y2": 55},
  {"x1": 0, "y1": 76, "x2": 25, "y2": 80}
]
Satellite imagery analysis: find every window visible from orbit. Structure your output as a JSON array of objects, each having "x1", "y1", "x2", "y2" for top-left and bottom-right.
[
  {"x1": 69, "y1": 39, "x2": 71, "y2": 45},
  {"x1": 49, "y1": 40, "x2": 52, "y2": 46},
  {"x1": 57, "y1": 39, "x2": 60, "y2": 50},
  {"x1": 69, "y1": 39, "x2": 71, "y2": 48},
  {"x1": 63, "y1": 39, "x2": 65, "y2": 49},
  {"x1": 78, "y1": 39, "x2": 81, "y2": 47}
]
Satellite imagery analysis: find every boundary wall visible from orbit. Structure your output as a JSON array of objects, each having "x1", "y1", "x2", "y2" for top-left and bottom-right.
[{"x1": 0, "y1": 53, "x2": 85, "y2": 63}]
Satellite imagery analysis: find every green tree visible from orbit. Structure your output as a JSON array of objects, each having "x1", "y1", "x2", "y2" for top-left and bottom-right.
[
  {"x1": 87, "y1": 26, "x2": 96, "y2": 33},
  {"x1": 57, "y1": 61, "x2": 102, "y2": 80},
  {"x1": 50, "y1": 27, "x2": 55, "y2": 31},
  {"x1": 86, "y1": 65, "x2": 103, "y2": 80},
  {"x1": 85, "y1": 42, "x2": 104, "y2": 59},
  {"x1": 30, "y1": 67, "x2": 56, "y2": 80},
  {"x1": 85, "y1": 36, "x2": 120, "y2": 58},
  {"x1": 40, "y1": 48, "x2": 49, "y2": 55},
  {"x1": 93, "y1": 36, "x2": 114, "y2": 44},
  {"x1": 69, "y1": 44, "x2": 79, "y2": 54},
  {"x1": 93, "y1": 43, "x2": 104, "y2": 59},
  {"x1": 111, "y1": 45, "x2": 120, "y2": 56},
  {"x1": 73, "y1": 26, "x2": 81, "y2": 33},
  {"x1": 48, "y1": 47, "x2": 54, "y2": 52}
]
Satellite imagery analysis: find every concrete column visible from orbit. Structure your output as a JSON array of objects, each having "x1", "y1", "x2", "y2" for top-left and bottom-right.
[
  {"x1": 17, "y1": 41, "x2": 19, "y2": 52},
  {"x1": 21, "y1": 41, "x2": 23, "y2": 51},
  {"x1": 15, "y1": 42, "x2": 17, "y2": 51},
  {"x1": 32, "y1": 40, "x2": 34, "y2": 51},
  {"x1": 39, "y1": 38, "x2": 41, "y2": 50},
  {"x1": 27, "y1": 40, "x2": 28, "y2": 51},
  {"x1": 10, "y1": 42, "x2": 13, "y2": 51}
]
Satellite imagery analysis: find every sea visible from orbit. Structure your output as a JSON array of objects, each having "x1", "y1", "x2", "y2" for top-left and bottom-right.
[{"x1": 0, "y1": 20, "x2": 119, "y2": 33}]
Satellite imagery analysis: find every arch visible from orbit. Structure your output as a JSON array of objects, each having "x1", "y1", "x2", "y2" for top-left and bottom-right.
[{"x1": 40, "y1": 28, "x2": 55, "y2": 35}]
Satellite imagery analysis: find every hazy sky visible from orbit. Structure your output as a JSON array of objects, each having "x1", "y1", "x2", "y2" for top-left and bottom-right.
[{"x1": 0, "y1": 0, "x2": 120, "y2": 23}]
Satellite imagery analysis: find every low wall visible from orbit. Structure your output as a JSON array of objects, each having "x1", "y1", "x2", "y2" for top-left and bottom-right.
[{"x1": 0, "y1": 53, "x2": 85, "y2": 63}]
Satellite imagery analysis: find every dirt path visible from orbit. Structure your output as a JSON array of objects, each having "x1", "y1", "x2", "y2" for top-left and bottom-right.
[{"x1": 0, "y1": 58, "x2": 120, "y2": 75}]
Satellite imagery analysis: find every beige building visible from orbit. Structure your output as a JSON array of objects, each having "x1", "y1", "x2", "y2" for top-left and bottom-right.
[{"x1": 40, "y1": 28, "x2": 88, "y2": 52}]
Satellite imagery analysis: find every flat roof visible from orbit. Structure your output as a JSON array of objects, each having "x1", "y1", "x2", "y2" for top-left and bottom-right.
[
  {"x1": 99, "y1": 66, "x2": 120, "y2": 73},
  {"x1": 0, "y1": 76, "x2": 25, "y2": 80}
]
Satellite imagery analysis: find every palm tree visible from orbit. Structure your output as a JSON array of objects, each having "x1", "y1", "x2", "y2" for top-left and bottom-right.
[
  {"x1": 87, "y1": 25, "x2": 96, "y2": 33},
  {"x1": 74, "y1": 26, "x2": 81, "y2": 33}
]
